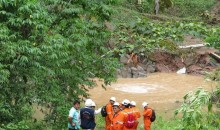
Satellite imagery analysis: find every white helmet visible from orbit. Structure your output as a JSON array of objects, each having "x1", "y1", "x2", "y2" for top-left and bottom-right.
[
  {"x1": 91, "y1": 101, "x2": 96, "y2": 107},
  {"x1": 122, "y1": 99, "x2": 130, "y2": 105},
  {"x1": 142, "y1": 102, "x2": 148, "y2": 108},
  {"x1": 113, "y1": 102, "x2": 120, "y2": 106},
  {"x1": 110, "y1": 97, "x2": 116, "y2": 102},
  {"x1": 85, "y1": 99, "x2": 93, "y2": 107},
  {"x1": 130, "y1": 101, "x2": 136, "y2": 106}
]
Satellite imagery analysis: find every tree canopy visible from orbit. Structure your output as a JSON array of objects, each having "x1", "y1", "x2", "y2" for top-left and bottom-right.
[{"x1": 0, "y1": 0, "x2": 120, "y2": 129}]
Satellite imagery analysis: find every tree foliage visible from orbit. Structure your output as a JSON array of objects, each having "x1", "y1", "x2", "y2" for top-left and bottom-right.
[
  {"x1": 0, "y1": 0, "x2": 120, "y2": 129},
  {"x1": 175, "y1": 88, "x2": 213, "y2": 130}
]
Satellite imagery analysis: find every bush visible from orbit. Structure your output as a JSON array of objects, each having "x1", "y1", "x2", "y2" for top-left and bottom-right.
[{"x1": 165, "y1": 0, "x2": 216, "y2": 17}]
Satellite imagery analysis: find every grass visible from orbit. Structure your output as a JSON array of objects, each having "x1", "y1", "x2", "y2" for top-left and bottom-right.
[{"x1": 95, "y1": 114, "x2": 106, "y2": 129}]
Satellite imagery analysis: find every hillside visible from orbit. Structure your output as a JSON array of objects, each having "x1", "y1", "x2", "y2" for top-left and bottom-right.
[{"x1": 105, "y1": 0, "x2": 220, "y2": 78}]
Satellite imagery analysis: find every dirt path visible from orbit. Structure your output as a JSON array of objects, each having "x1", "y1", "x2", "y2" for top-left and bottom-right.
[{"x1": 89, "y1": 73, "x2": 215, "y2": 119}]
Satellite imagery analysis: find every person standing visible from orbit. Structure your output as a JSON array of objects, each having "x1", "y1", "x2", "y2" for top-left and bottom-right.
[
  {"x1": 80, "y1": 99, "x2": 96, "y2": 130},
  {"x1": 121, "y1": 99, "x2": 136, "y2": 130},
  {"x1": 130, "y1": 101, "x2": 141, "y2": 129},
  {"x1": 126, "y1": 52, "x2": 139, "y2": 67},
  {"x1": 105, "y1": 97, "x2": 116, "y2": 130},
  {"x1": 110, "y1": 102, "x2": 124, "y2": 130},
  {"x1": 68, "y1": 100, "x2": 81, "y2": 130},
  {"x1": 91, "y1": 101, "x2": 102, "y2": 115},
  {"x1": 142, "y1": 102, "x2": 153, "y2": 130}
]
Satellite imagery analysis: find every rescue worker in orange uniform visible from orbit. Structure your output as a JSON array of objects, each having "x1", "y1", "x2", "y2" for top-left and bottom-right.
[
  {"x1": 121, "y1": 99, "x2": 137, "y2": 130},
  {"x1": 130, "y1": 101, "x2": 141, "y2": 129},
  {"x1": 110, "y1": 102, "x2": 124, "y2": 130},
  {"x1": 142, "y1": 102, "x2": 153, "y2": 130},
  {"x1": 105, "y1": 97, "x2": 116, "y2": 130},
  {"x1": 127, "y1": 52, "x2": 139, "y2": 67}
]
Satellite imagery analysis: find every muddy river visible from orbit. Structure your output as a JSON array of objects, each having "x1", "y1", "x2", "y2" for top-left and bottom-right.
[
  {"x1": 89, "y1": 73, "x2": 215, "y2": 119},
  {"x1": 33, "y1": 73, "x2": 215, "y2": 123}
]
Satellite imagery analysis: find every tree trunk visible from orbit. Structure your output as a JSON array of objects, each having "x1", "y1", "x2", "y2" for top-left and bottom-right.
[{"x1": 155, "y1": 0, "x2": 160, "y2": 15}]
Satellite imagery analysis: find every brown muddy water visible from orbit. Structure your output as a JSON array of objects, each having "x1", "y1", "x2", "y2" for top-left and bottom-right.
[
  {"x1": 89, "y1": 73, "x2": 215, "y2": 119},
  {"x1": 33, "y1": 72, "x2": 216, "y2": 125}
]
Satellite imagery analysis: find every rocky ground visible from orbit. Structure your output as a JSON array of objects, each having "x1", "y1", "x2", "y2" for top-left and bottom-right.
[{"x1": 117, "y1": 35, "x2": 219, "y2": 78}]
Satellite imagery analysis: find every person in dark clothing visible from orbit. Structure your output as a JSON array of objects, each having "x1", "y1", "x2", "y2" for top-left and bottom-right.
[{"x1": 80, "y1": 99, "x2": 96, "y2": 130}]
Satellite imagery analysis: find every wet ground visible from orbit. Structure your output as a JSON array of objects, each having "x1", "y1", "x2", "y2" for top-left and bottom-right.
[{"x1": 89, "y1": 73, "x2": 215, "y2": 119}]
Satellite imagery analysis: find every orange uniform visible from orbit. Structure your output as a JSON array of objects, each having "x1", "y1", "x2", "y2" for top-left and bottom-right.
[
  {"x1": 122, "y1": 108, "x2": 137, "y2": 130},
  {"x1": 143, "y1": 108, "x2": 153, "y2": 130},
  {"x1": 130, "y1": 107, "x2": 141, "y2": 129},
  {"x1": 131, "y1": 107, "x2": 141, "y2": 119},
  {"x1": 105, "y1": 103, "x2": 114, "y2": 130},
  {"x1": 127, "y1": 53, "x2": 138, "y2": 66},
  {"x1": 110, "y1": 111, "x2": 124, "y2": 130}
]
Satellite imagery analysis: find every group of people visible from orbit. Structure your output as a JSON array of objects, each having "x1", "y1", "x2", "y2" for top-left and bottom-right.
[{"x1": 68, "y1": 97, "x2": 154, "y2": 130}]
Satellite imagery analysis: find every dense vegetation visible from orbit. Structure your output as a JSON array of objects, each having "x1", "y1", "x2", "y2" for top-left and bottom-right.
[
  {"x1": 112, "y1": 20, "x2": 220, "y2": 56},
  {"x1": 0, "y1": 0, "x2": 220, "y2": 129},
  {"x1": 0, "y1": 0, "x2": 120, "y2": 129}
]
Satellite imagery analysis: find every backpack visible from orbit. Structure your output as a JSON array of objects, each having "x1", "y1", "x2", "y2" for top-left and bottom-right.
[
  {"x1": 150, "y1": 109, "x2": 156, "y2": 122},
  {"x1": 124, "y1": 113, "x2": 135, "y2": 128},
  {"x1": 101, "y1": 105, "x2": 107, "y2": 117}
]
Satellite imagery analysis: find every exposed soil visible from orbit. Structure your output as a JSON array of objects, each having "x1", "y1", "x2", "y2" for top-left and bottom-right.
[
  {"x1": 150, "y1": 48, "x2": 218, "y2": 75},
  {"x1": 148, "y1": 34, "x2": 219, "y2": 75},
  {"x1": 182, "y1": 35, "x2": 204, "y2": 46}
]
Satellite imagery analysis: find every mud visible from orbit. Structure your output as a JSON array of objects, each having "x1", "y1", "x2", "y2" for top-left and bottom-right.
[
  {"x1": 89, "y1": 73, "x2": 215, "y2": 119},
  {"x1": 150, "y1": 46, "x2": 218, "y2": 75}
]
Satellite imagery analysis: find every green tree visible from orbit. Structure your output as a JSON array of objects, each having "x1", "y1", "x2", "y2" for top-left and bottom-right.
[
  {"x1": 175, "y1": 88, "x2": 220, "y2": 130},
  {"x1": 0, "y1": 0, "x2": 119, "y2": 129}
]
